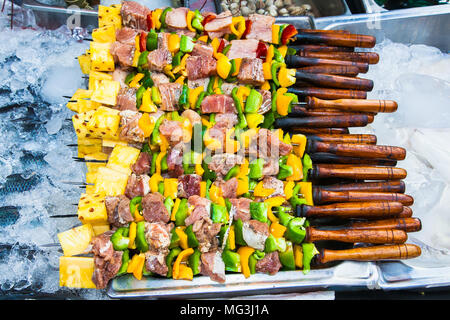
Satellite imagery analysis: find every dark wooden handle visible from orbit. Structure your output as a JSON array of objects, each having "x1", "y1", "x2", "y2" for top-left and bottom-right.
[
  {"x1": 313, "y1": 190, "x2": 414, "y2": 205},
  {"x1": 308, "y1": 140, "x2": 407, "y2": 160},
  {"x1": 295, "y1": 32, "x2": 377, "y2": 48},
  {"x1": 295, "y1": 71, "x2": 374, "y2": 91},
  {"x1": 297, "y1": 65, "x2": 360, "y2": 76},
  {"x1": 310, "y1": 153, "x2": 398, "y2": 166},
  {"x1": 299, "y1": 201, "x2": 404, "y2": 219},
  {"x1": 298, "y1": 29, "x2": 352, "y2": 35},
  {"x1": 310, "y1": 164, "x2": 408, "y2": 180},
  {"x1": 289, "y1": 106, "x2": 369, "y2": 117},
  {"x1": 304, "y1": 133, "x2": 377, "y2": 145},
  {"x1": 317, "y1": 244, "x2": 421, "y2": 264},
  {"x1": 291, "y1": 127, "x2": 350, "y2": 135},
  {"x1": 287, "y1": 87, "x2": 367, "y2": 100},
  {"x1": 398, "y1": 206, "x2": 413, "y2": 218},
  {"x1": 285, "y1": 55, "x2": 369, "y2": 73},
  {"x1": 306, "y1": 227, "x2": 407, "y2": 244},
  {"x1": 298, "y1": 51, "x2": 380, "y2": 64},
  {"x1": 306, "y1": 97, "x2": 398, "y2": 113},
  {"x1": 349, "y1": 218, "x2": 422, "y2": 232},
  {"x1": 293, "y1": 45, "x2": 355, "y2": 53},
  {"x1": 319, "y1": 180, "x2": 405, "y2": 193},
  {"x1": 274, "y1": 115, "x2": 370, "y2": 129}
]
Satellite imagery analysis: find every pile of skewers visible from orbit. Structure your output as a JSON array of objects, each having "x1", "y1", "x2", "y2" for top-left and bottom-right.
[{"x1": 56, "y1": 2, "x2": 421, "y2": 290}]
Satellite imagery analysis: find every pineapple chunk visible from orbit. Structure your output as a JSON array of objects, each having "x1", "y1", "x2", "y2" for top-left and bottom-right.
[
  {"x1": 88, "y1": 70, "x2": 113, "y2": 91},
  {"x1": 98, "y1": 5, "x2": 122, "y2": 29},
  {"x1": 92, "y1": 25, "x2": 116, "y2": 43},
  {"x1": 59, "y1": 256, "x2": 96, "y2": 289},
  {"x1": 92, "y1": 224, "x2": 111, "y2": 236},
  {"x1": 107, "y1": 145, "x2": 140, "y2": 175},
  {"x1": 94, "y1": 167, "x2": 129, "y2": 196},
  {"x1": 90, "y1": 42, "x2": 115, "y2": 72},
  {"x1": 77, "y1": 54, "x2": 91, "y2": 74},
  {"x1": 91, "y1": 79, "x2": 120, "y2": 106},
  {"x1": 102, "y1": 138, "x2": 129, "y2": 149},
  {"x1": 77, "y1": 192, "x2": 108, "y2": 224},
  {"x1": 72, "y1": 110, "x2": 95, "y2": 138},
  {"x1": 66, "y1": 89, "x2": 100, "y2": 113},
  {"x1": 57, "y1": 224, "x2": 95, "y2": 257},
  {"x1": 77, "y1": 138, "x2": 103, "y2": 158},
  {"x1": 86, "y1": 106, "x2": 121, "y2": 139},
  {"x1": 84, "y1": 152, "x2": 109, "y2": 173},
  {"x1": 86, "y1": 171, "x2": 97, "y2": 184}
]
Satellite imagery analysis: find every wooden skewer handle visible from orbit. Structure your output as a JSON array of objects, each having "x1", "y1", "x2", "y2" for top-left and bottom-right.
[
  {"x1": 349, "y1": 218, "x2": 422, "y2": 232},
  {"x1": 306, "y1": 97, "x2": 398, "y2": 113},
  {"x1": 287, "y1": 87, "x2": 367, "y2": 100},
  {"x1": 309, "y1": 153, "x2": 397, "y2": 166},
  {"x1": 317, "y1": 244, "x2": 421, "y2": 264},
  {"x1": 290, "y1": 44, "x2": 354, "y2": 53},
  {"x1": 313, "y1": 190, "x2": 414, "y2": 205},
  {"x1": 304, "y1": 133, "x2": 377, "y2": 145},
  {"x1": 310, "y1": 164, "x2": 408, "y2": 180},
  {"x1": 298, "y1": 51, "x2": 380, "y2": 64},
  {"x1": 298, "y1": 29, "x2": 352, "y2": 35},
  {"x1": 275, "y1": 115, "x2": 370, "y2": 129},
  {"x1": 297, "y1": 65, "x2": 360, "y2": 76},
  {"x1": 295, "y1": 71, "x2": 374, "y2": 91},
  {"x1": 298, "y1": 201, "x2": 404, "y2": 219},
  {"x1": 289, "y1": 106, "x2": 371, "y2": 118},
  {"x1": 307, "y1": 140, "x2": 407, "y2": 160},
  {"x1": 291, "y1": 127, "x2": 350, "y2": 135},
  {"x1": 295, "y1": 32, "x2": 377, "y2": 48},
  {"x1": 398, "y1": 206, "x2": 413, "y2": 218},
  {"x1": 306, "y1": 227, "x2": 407, "y2": 244},
  {"x1": 285, "y1": 55, "x2": 369, "y2": 73},
  {"x1": 318, "y1": 180, "x2": 405, "y2": 193}
]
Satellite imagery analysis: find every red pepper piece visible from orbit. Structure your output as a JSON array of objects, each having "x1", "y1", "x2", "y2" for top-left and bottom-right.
[
  {"x1": 281, "y1": 24, "x2": 298, "y2": 45},
  {"x1": 139, "y1": 32, "x2": 148, "y2": 52},
  {"x1": 256, "y1": 41, "x2": 267, "y2": 60},
  {"x1": 217, "y1": 39, "x2": 225, "y2": 53},
  {"x1": 202, "y1": 14, "x2": 216, "y2": 26},
  {"x1": 241, "y1": 20, "x2": 252, "y2": 39},
  {"x1": 146, "y1": 12, "x2": 154, "y2": 31}
]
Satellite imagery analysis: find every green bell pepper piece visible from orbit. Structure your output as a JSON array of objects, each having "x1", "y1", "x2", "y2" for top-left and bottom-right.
[
  {"x1": 285, "y1": 217, "x2": 306, "y2": 244},
  {"x1": 211, "y1": 203, "x2": 228, "y2": 224},
  {"x1": 249, "y1": 250, "x2": 265, "y2": 274},
  {"x1": 172, "y1": 51, "x2": 184, "y2": 67},
  {"x1": 160, "y1": 7, "x2": 172, "y2": 29},
  {"x1": 222, "y1": 44, "x2": 232, "y2": 55},
  {"x1": 195, "y1": 91, "x2": 206, "y2": 110},
  {"x1": 277, "y1": 164, "x2": 294, "y2": 180},
  {"x1": 160, "y1": 154, "x2": 168, "y2": 172},
  {"x1": 182, "y1": 150, "x2": 195, "y2": 174},
  {"x1": 169, "y1": 227, "x2": 180, "y2": 249},
  {"x1": 136, "y1": 85, "x2": 146, "y2": 109},
  {"x1": 224, "y1": 165, "x2": 240, "y2": 181},
  {"x1": 178, "y1": 84, "x2": 189, "y2": 109},
  {"x1": 138, "y1": 51, "x2": 149, "y2": 69},
  {"x1": 279, "y1": 241, "x2": 296, "y2": 271},
  {"x1": 124, "y1": 71, "x2": 136, "y2": 86},
  {"x1": 249, "y1": 202, "x2": 268, "y2": 223},
  {"x1": 302, "y1": 153, "x2": 313, "y2": 182},
  {"x1": 192, "y1": 17, "x2": 203, "y2": 31},
  {"x1": 244, "y1": 89, "x2": 263, "y2": 113},
  {"x1": 151, "y1": 114, "x2": 165, "y2": 145},
  {"x1": 261, "y1": 110, "x2": 275, "y2": 129},
  {"x1": 271, "y1": 61, "x2": 283, "y2": 87},
  {"x1": 136, "y1": 221, "x2": 149, "y2": 252},
  {"x1": 146, "y1": 30, "x2": 158, "y2": 51},
  {"x1": 234, "y1": 219, "x2": 247, "y2": 246},
  {"x1": 275, "y1": 206, "x2": 294, "y2": 227},
  {"x1": 116, "y1": 249, "x2": 130, "y2": 276},
  {"x1": 205, "y1": 179, "x2": 213, "y2": 200},
  {"x1": 249, "y1": 158, "x2": 265, "y2": 180},
  {"x1": 110, "y1": 227, "x2": 130, "y2": 251},
  {"x1": 141, "y1": 71, "x2": 154, "y2": 89},
  {"x1": 185, "y1": 224, "x2": 199, "y2": 248},
  {"x1": 150, "y1": 153, "x2": 158, "y2": 175},
  {"x1": 278, "y1": 24, "x2": 289, "y2": 46},
  {"x1": 206, "y1": 76, "x2": 215, "y2": 95},
  {"x1": 166, "y1": 247, "x2": 182, "y2": 278},
  {"x1": 248, "y1": 179, "x2": 258, "y2": 191},
  {"x1": 209, "y1": 113, "x2": 216, "y2": 125},
  {"x1": 222, "y1": 250, "x2": 241, "y2": 273},
  {"x1": 164, "y1": 197, "x2": 174, "y2": 214},
  {"x1": 202, "y1": 162, "x2": 216, "y2": 182},
  {"x1": 189, "y1": 248, "x2": 202, "y2": 275},
  {"x1": 264, "y1": 234, "x2": 287, "y2": 253},
  {"x1": 129, "y1": 196, "x2": 143, "y2": 217},
  {"x1": 141, "y1": 142, "x2": 151, "y2": 154},
  {"x1": 180, "y1": 35, "x2": 195, "y2": 53},
  {"x1": 290, "y1": 183, "x2": 308, "y2": 208},
  {"x1": 302, "y1": 243, "x2": 319, "y2": 275},
  {"x1": 142, "y1": 263, "x2": 153, "y2": 276},
  {"x1": 231, "y1": 87, "x2": 247, "y2": 129},
  {"x1": 175, "y1": 198, "x2": 188, "y2": 226},
  {"x1": 273, "y1": 46, "x2": 285, "y2": 63},
  {"x1": 286, "y1": 47, "x2": 297, "y2": 56},
  {"x1": 151, "y1": 86, "x2": 162, "y2": 105}
]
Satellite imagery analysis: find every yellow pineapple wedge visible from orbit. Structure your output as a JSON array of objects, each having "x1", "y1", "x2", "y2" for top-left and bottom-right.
[
  {"x1": 59, "y1": 256, "x2": 96, "y2": 289},
  {"x1": 77, "y1": 193, "x2": 108, "y2": 225},
  {"x1": 98, "y1": 4, "x2": 122, "y2": 30},
  {"x1": 86, "y1": 106, "x2": 121, "y2": 139},
  {"x1": 107, "y1": 145, "x2": 140, "y2": 175},
  {"x1": 90, "y1": 42, "x2": 115, "y2": 73},
  {"x1": 57, "y1": 224, "x2": 95, "y2": 257},
  {"x1": 93, "y1": 167, "x2": 129, "y2": 196},
  {"x1": 91, "y1": 25, "x2": 116, "y2": 43}
]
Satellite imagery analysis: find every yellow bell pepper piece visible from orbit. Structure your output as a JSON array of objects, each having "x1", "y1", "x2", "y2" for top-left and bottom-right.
[
  {"x1": 276, "y1": 87, "x2": 292, "y2": 116},
  {"x1": 236, "y1": 176, "x2": 249, "y2": 197},
  {"x1": 132, "y1": 35, "x2": 141, "y2": 68},
  {"x1": 129, "y1": 73, "x2": 144, "y2": 88},
  {"x1": 209, "y1": 184, "x2": 226, "y2": 206},
  {"x1": 232, "y1": 58, "x2": 242, "y2": 76},
  {"x1": 217, "y1": 54, "x2": 232, "y2": 79},
  {"x1": 138, "y1": 112, "x2": 156, "y2": 138},
  {"x1": 172, "y1": 53, "x2": 190, "y2": 74},
  {"x1": 272, "y1": 25, "x2": 280, "y2": 45},
  {"x1": 266, "y1": 45, "x2": 275, "y2": 64},
  {"x1": 240, "y1": 128, "x2": 258, "y2": 149},
  {"x1": 200, "y1": 181, "x2": 207, "y2": 198},
  {"x1": 175, "y1": 226, "x2": 189, "y2": 250},
  {"x1": 150, "y1": 173, "x2": 163, "y2": 193},
  {"x1": 291, "y1": 134, "x2": 307, "y2": 158},
  {"x1": 264, "y1": 196, "x2": 285, "y2": 223},
  {"x1": 254, "y1": 181, "x2": 274, "y2": 198},
  {"x1": 237, "y1": 246, "x2": 255, "y2": 279},
  {"x1": 186, "y1": 10, "x2": 196, "y2": 32},
  {"x1": 197, "y1": 35, "x2": 208, "y2": 43},
  {"x1": 236, "y1": 86, "x2": 251, "y2": 112},
  {"x1": 171, "y1": 198, "x2": 181, "y2": 221},
  {"x1": 128, "y1": 253, "x2": 146, "y2": 280},
  {"x1": 155, "y1": 151, "x2": 167, "y2": 175},
  {"x1": 225, "y1": 128, "x2": 241, "y2": 153},
  {"x1": 270, "y1": 222, "x2": 287, "y2": 238},
  {"x1": 278, "y1": 45, "x2": 288, "y2": 58},
  {"x1": 298, "y1": 182, "x2": 314, "y2": 206},
  {"x1": 195, "y1": 163, "x2": 204, "y2": 176},
  {"x1": 261, "y1": 81, "x2": 271, "y2": 91},
  {"x1": 278, "y1": 67, "x2": 297, "y2": 88},
  {"x1": 128, "y1": 222, "x2": 137, "y2": 249},
  {"x1": 189, "y1": 86, "x2": 204, "y2": 109},
  {"x1": 173, "y1": 248, "x2": 194, "y2": 280},
  {"x1": 262, "y1": 62, "x2": 272, "y2": 80},
  {"x1": 139, "y1": 88, "x2": 157, "y2": 113},
  {"x1": 175, "y1": 75, "x2": 185, "y2": 84},
  {"x1": 246, "y1": 113, "x2": 264, "y2": 130},
  {"x1": 294, "y1": 244, "x2": 303, "y2": 268},
  {"x1": 211, "y1": 37, "x2": 221, "y2": 59},
  {"x1": 168, "y1": 34, "x2": 180, "y2": 54},
  {"x1": 152, "y1": 9, "x2": 162, "y2": 30},
  {"x1": 228, "y1": 225, "x2": 236, "y2": 250},
  {"x1": 204, "y1": 129, "x2": 222, "y2": 151},
  {"x1": 230, "y1": 16, "x2": 246, "y2": 38},
  {"x1": 134, "y1": 208, "x2": 145, "y2": 222},
  {"x1": 286, "y1": 154, "x2": 303, "y2": 181},
  {"x1": 164, "y1": 178, "x2": 178, "y2": 199},
  {"x1": 176, "y1": 264, "x2": 194, "y2": 281},
  {"x1": 284, "y1": 181, "x2": 296, "y2": 200}
]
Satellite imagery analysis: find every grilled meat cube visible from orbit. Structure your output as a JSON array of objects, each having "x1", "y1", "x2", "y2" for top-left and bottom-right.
[
  {"x1": 237, "y1": 58, "x2": 265, "y2": 86},
  {"x1": 185, "y1": 196, "x2": 212, "y2": 226},
  {"x1": 242, "y1": 219, "x2": 270, "y2": 251},
  {"x1": 115, "y1": 27, "x2": 138, "y2": 45},
  {"x1": 200, "y1": 94, "x2": 236, "y2": 114},
  {"x1": 255, "y1": 251, "x2": 282, "y2": 275},
  {"x1": 204, "y1": 11, "x2": 232, "y2": 32},
  {"x1": 150, "y1": 72, "x2": 170, "y2": 86},
  {"x1": 214, "y1": 177, "x2": 238, "y2": 199},
  {"x1": 186, "y1": 55, "x2": 217, "y2": 80},
  {"x1": 226, "y1": 39, "x2": 259, "y2": 60},
  {"x1": 116, "y1": 87, "x2": 137, "y2": 111},
  {"x1": 191, "y1": 42, "x2": 214, "y2": 57},
  {"x1": 104, "y1": 195, "x2": 134, "y2": 227},
  {"x1": 120, "y1": 1, "x2": 151, "y2": 31},
  {"x1": 124, "y1": 173, "x2": 150, "y2": 199},
  {"x1": 200, "y1": 249, "x2": 226, "y2": 283},
  {"x1": 110, "y1": 41, "x2": 135, "y2": 68},
  {"x1": 245, "y1": 14, "x2": 275, "y2": 43},
  {"x1": 132, "y1": 152, "x2": 152, "y2": 175},
  {"x1": 166, "y1": 142, "x2": 184, "y2": 178},
  {"x1": 91, "y1": 231, "x2": 123, "y2": 289},
  {"x1": 147, "y1": 48, "x2": 172, "y2": 72},
  {"x1": 229, "y1": 198, "x2": 252, "y2": 222},
  {"x1": 177, "y1": 174, "x2": 202, "y2": 198},
  {"x1": 208, "y1": 153, "x2": 243, "y2": 177},
  {"x1": 119, "y1": 110, "x2": 145, "y2": 143},
  {"x1": 142, "y1": 192, "x2": 170, "y2": 223},
  {"x1": 158, "y1": 82, "x2": 182, "y2": 111},
  {"x1": 165, "y1": 7, "x2": 188, "y2": 29}
]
